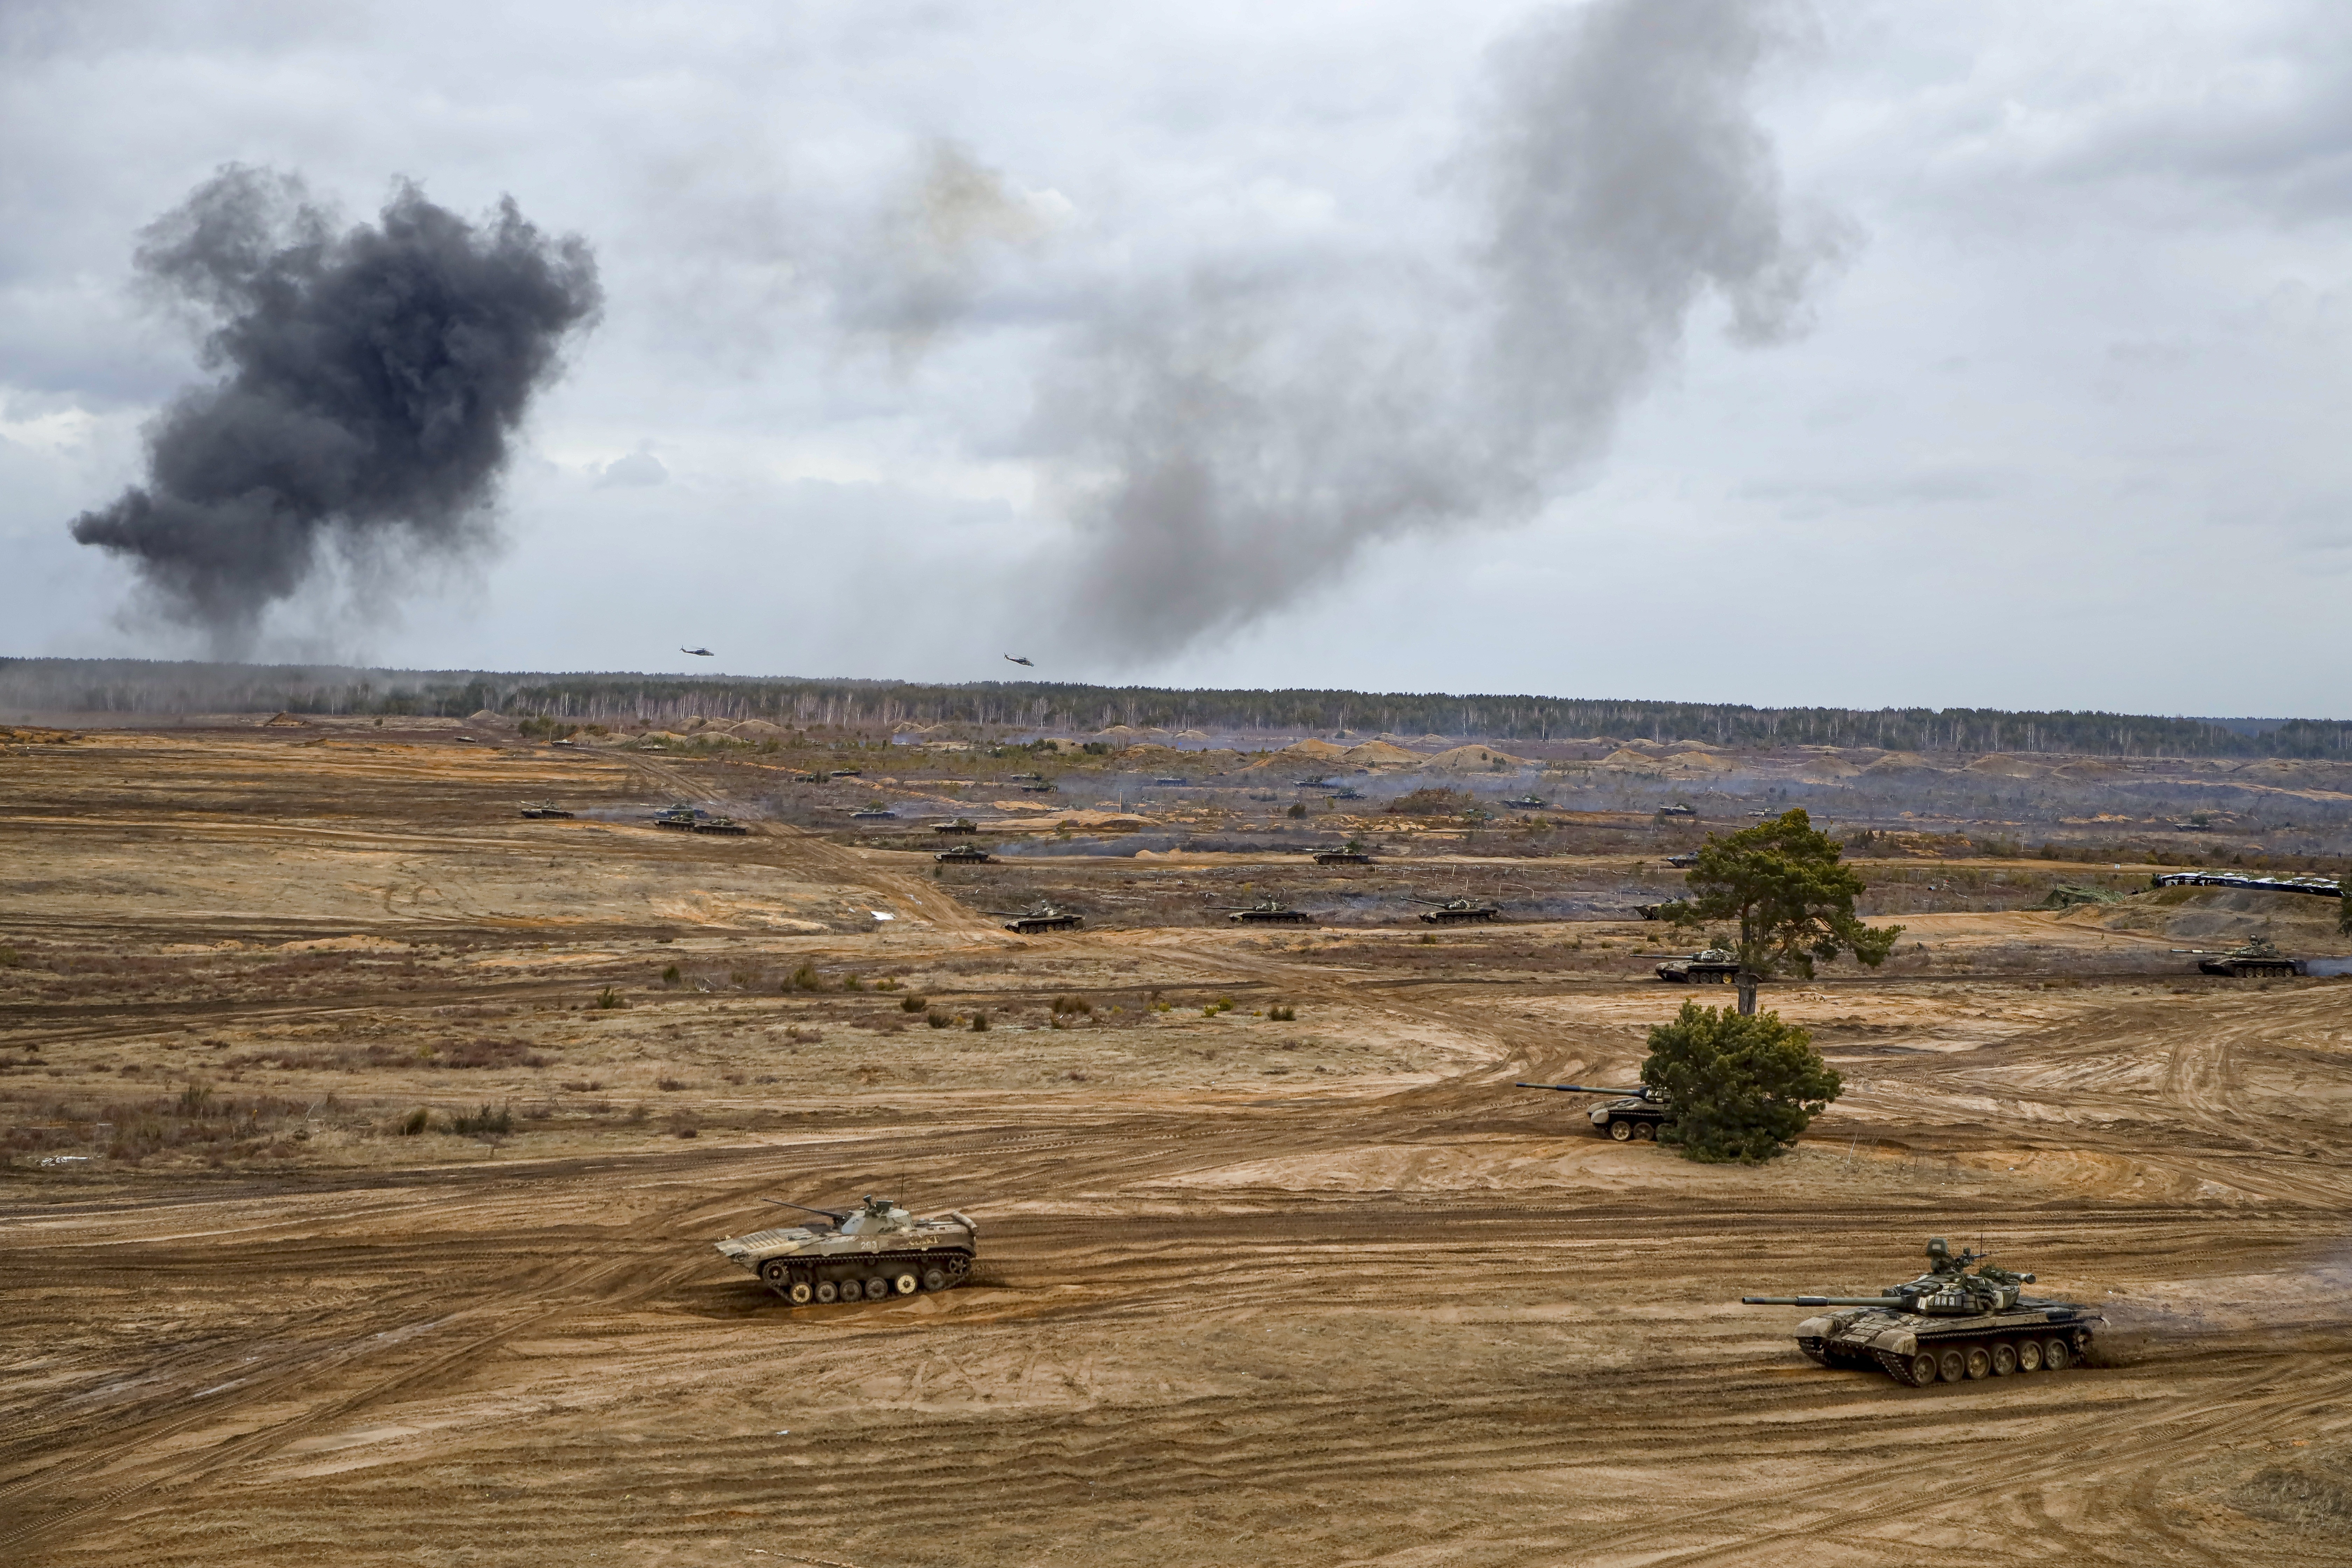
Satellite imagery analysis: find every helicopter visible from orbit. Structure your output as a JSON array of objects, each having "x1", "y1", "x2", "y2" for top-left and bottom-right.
[
  {"x1": 681, "y1": 646, "x2": 714, "y2": 657},
  {"x1": 1004, "y1": 654, "x2": 1035, "y2": 667}
]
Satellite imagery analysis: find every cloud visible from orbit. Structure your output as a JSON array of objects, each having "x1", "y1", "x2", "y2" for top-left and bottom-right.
[{"x1": 595, "y1": 449, "x2": 668, "y2": 488}]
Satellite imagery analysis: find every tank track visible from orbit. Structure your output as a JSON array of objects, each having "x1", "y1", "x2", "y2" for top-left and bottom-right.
[
  {"x1": 1867, "y1": 1327, "x2": 2095, "y2": 1387},
  {"x1": 759, "y1": 1248, "x2": 973, "y2": 1304}
]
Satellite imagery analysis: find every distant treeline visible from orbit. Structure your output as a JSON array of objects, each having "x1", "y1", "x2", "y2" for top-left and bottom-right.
[{"x1": 5, "y1": 657, "x2": 2348, "y2": 760}]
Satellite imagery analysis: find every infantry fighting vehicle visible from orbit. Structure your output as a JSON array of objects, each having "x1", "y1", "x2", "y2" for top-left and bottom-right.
[
  {"x1": 1502, "y1": 795, "x2": 1547, "y2": 809},
  {"x1": 1313, "y1": 844, "x2": 1375, "y2": 864},
  {"x1": 1414, "y1": 894, "x2": 1500, "y2": 925},
  {"x1": 692, "y1": 814, "x2": 749, "y2": 835},
  {"x1": 1226, "y1": 897, "x2": 1313, "y2": 926},
  {"x1": 715, "y1": 1195, "x2": 978, "y2": 1306},
  {"x1": 1742, "y1": 1238, "x2": 2100, "y2": 1386},
  {"x1": 1656, "y1": 947, "x2": 1741, "y2": 983},
  {"x1": 650, "y1": 804, "x2": 701, "y2": 830},
  {"x1": 934, "y1": 818, "x2": 980, "y2": 834},
  {"x1": 1518, "y1": 1081, "x2": 1668, "y2": 1141},
  {"x1": 935, "y1": 844, "x2": 993, "y2": 864},
  {"x1": 1018, "y1": 781, "x2": 1057, "y2": 793},
  {"x1": 850, "y1": 807, "x2": 897, "y2": 821},
  {"x1": 516, "y1": 802, "x2": 574, "y2": 819},
  {"x1": 2190, "y1": 936, "x2": 2298, "y2": 978},
  {"x1": 1657, "y1": 804, "x2": 1697, "y2": 819},
  {"x1": 989, "y1": 900, "x2": 1084, "y2": 933}
]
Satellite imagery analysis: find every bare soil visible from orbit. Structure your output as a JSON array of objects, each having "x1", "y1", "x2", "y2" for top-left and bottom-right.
[{"x1": 4, "y1": 726, "x2": 2350, "y2": 1566}]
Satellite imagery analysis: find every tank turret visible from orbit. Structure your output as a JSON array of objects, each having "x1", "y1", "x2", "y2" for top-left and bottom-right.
[
  {"x1": 715, "y1": 1195, "x2": 979, "y2": 1307},
  {"x1": 1517, "y1": 1081, "x2": 1666, "y2": 1141},
  {"x1": 1654, "y1": 947, "x2": 1740, "y2": 984},
  {"x1": 1741, "y1": 1237, "x2": 2099, "y2": 1386}
]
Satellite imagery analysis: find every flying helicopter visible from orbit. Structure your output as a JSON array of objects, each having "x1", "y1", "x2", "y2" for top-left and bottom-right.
[
  {"x1": 681, "y1": 646, "x2": 714, "y2": 657},
  {"x1": 1004, "y1": 654, "x2": 1035, "y2": 667}
]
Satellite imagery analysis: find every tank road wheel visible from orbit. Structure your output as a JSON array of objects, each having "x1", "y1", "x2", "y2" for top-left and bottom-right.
[
  {"x1": 1632, "y1": 1122, "x2": 1655, "y2": 1142},
  {"x1": 2016, "y1": 1339, "x2": 2042, "y2": 1372},
  {"x1": 1937, "y1": 1349, "x2": 1966, "y2": 1384},
  {"x1": 921, "y1": 1266, "x2": 948, "y2": 1292},
  {"x1": 892, "y1": 1270, "x2": 919, "y2": 1296},
  {"x1": 2042, "y1": 1339, "x2": 2070, "y2": 1372},
  {"x1": 814, "y1": 1281, "x2": 839, "y2": 1304},
  {"x1": 1907, "y1": 1353, "x2": 1938, "y2": 1386},
  {"x1": 760, "y1": 1259, "x2": 790, "y2": 1284},
  {"x1": 786, "y1": 1280, "x2": 814, "y2": 1307},
  {"x1": 1963, "y1": 1345, "x2": 1992, "y2": 1380},
  {"x1": 1990, "y1": 1341, "x2": 2017, "y2": 1377},
  {"x1": 1608, "y1": 1119, "x2": 1635, "y2": 1142},
  {"x1": 865, "y1": 1278, "x2": 892, "y2": 1301}
]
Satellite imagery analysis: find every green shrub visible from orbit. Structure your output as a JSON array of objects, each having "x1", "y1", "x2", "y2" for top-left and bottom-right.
[
  {"x1": 843, "y1": 974, "x2": 865, "y2": 992},
  {"x1": 969, "y1": 1011, "x2": 989, "y2": 1032},
  {"x1": 788, "y1": 963, "x2": 822, "y2": 992},
  {"x1": 0, "y1": 945, "x2": 21, "y2": 968},
  {"x1": 595, "y1": 986, "x2": 624, "y2": 1009},
  {"x1": 1642, "y1": 1002, "x2": 1841, "y2": 1164},
  {"x1": 661, "y1": 964, "x2": 681, "y2": 983},
  {"x1": 1050, "y1": 994, "x2": 1092, "y2": 1015},
  {"x1": 1268, "y1": 1004, "x2": 1296, "y2": 1022},
  {"x1": 927, "y1": 1010, "x2": 952, "y2": 1029},
  {"x1": 449, "y1": 1104, "x2": 514, "y2": 1136},
  {"x1": 900, "y1": 994, "x2": 927, "y2": 1013},
  {"x1": 398, "y1": 1107, "x2": 430, "y2": 1136}
]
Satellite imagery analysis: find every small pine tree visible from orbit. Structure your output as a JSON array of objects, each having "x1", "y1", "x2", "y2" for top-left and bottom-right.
[{"x1": 1642, "y1": 1001, "x2": 1842, "y2": 1164}]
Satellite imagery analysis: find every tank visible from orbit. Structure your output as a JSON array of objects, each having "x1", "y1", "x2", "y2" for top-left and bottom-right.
[
  {"x1": 650, "y1": 804, "x2": 701, "y2": 830},
  {"x1": 1517, "y1": 1082, "x2": 1666, "y2": 1141},
  {"x1": 989, "y1": 900, "x2": 1084, "y2": 933},
  {"x1": 692, "y1": 814, "x2": 750, "y2": 835},
  {"x1": 1413, "y1": 894, "x2": 1500, "y2": 925},
  {"x1": 1314, "y1": 844, "x2": 1375, "y2": 865},
  {"x1": 1742, "y1": 1238, "x2": 2100, "y2": 1387},
  {"x1": 934, "y1": 818, "x2": 980, "y2": 834},
  {"x1": 517, "y1": 801, "x2": 574, "y2": 819},
  {"x1": 1656, "y1": 947, "x2": 1740, "y2": 983},
  {"x1": 1018, "y1": 782, "x2": 1057, "y2": 794},
  {"x1": 1657, "y1": 804, "x2": 1697, "y2": 819},
  {"x1": 1502, "y1": 795, "x2": 1547, "y2": 809},
  {"x1": 1152, "y1": 776, "x2": 1188, "y2": 786},
  {"x1": 1328, "y1": 787, "x2": 1366, "y2": 801},
  {"x1": 1226, "y1": 897, "x2": 1312, "y2": 925},
  {"x1": 2194, "y1": 937, "x2": 2298, "y2": 978},
  {"x1": 1665, "y1": 852, "x2": 1700, "y2": 868},
  {"x1": 935, "y1": 844, "x2": 993, "y2": 863},
  {"x1": 715, "y1": 1196, "x2": 978, "y2": 1307},
  {"x1": 850, "y1": 808, "x2": 897, "y2": 821}
]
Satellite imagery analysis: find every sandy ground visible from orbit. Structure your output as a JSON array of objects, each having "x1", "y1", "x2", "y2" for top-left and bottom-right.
[{"x1": 4, "y1": 728, "x2": 2351, "y2": 1566}]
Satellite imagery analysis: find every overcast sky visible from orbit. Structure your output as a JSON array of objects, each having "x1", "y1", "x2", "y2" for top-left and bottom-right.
[{"x1": 4, "y1": 0, "x2": 2349, "y2": 717}]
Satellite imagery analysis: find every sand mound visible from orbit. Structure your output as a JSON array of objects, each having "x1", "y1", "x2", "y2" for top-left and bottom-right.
[
  {"x1": 732, "y1": 719, "x2": 787, "y2": 740},
  {"x1": 1861, "y1": 752, "x2": 1943, "y2": 776},
  {"x1": 1278, "y1": 738, "x2": 1351, "y2": 761},
  {"x1": 1965, "y1": 753, "x2": 2051, "y2": 778},
  {"x1": 463, "y1": 709, "x2": 505, "y2": 726},
  {"x1": 2058, "y1": 886, "x2": 2349, "y2": 945},
  {"x1": 1797, "y1": 756, "x2": 1862, "y2": 780},
  {"x1": 1597, "y1": 747, "x2": 1659, "y2": 770},
  {"x1": 1419, "y1": 744, "x2": 1530, "y2": 772},
  {"x1": 263, "y1": 712, "x2": 308, "y2": 727},
  {"x1": 1342, "y1": 741, "x2": 1422, "y2": 766}
]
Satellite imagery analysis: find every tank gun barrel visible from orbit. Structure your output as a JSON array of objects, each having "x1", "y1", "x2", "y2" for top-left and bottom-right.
[
  {"x1": 1516, "y1": 1082, "x2": 1652, "y2": 1096},
  {"x1": 1742, "y1": 1295, "x2": 1906, "y2": 1308},
  {"x1": 757, "y1": 1197, "x2": 850, "y2": 1223}
]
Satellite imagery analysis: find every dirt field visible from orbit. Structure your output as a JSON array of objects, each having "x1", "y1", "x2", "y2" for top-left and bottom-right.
[{"x1": 5, "y1": 725, "x2": 2351, "y2": 1566}]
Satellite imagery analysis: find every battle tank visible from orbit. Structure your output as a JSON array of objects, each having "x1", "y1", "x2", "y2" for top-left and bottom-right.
[
  {"x1": 935, "y1": 843, "x2": 993, "y2": 864},
  {"x1": 692, "y1": 814, "x2": 750, "y2": 835},
  {"x1": 1502, "y1": 795, "x2": 1547, "y2": 810},
  {"x1": 1656, "y1": 947, "x2": 1741, "y2": 984},
  {"x1": 1226, "y1": 897, "x2": 1313, "y2": 926},
  {"x1": 1313, "y1": 843, "x2": 1375, "y2": 865},
  {"x1": 2192, "y1": 936, "x2": 2298, "y2": 978},
  {"x1": 517, "y1": 801, "x2": 574, "y2": 819},
  {"x1": 1517, "y1": 1081, "x2": 1667, "y2": 1141},
  {"x1": 650, "y1": 804, "x2": 701, "y2": 830},
  {"x1": 989, "y1": 900, "x2": 1084, "y2": 933},
  {"x1": 933, "y1": 818, "x2": 980, "y2": 834},
  {"x1": 1414, "y1": 894, "x2": 1500, "y2": 925},
  {"x1": 715, "y1": 1195, "x2": 978, "y2": 1306},
  {"x1": 850, "y1": 807, "x2": 897, "y2": 821},
  {"x1": 1743, "y1": 1237, "x2": 2101, "y2": 1387}
]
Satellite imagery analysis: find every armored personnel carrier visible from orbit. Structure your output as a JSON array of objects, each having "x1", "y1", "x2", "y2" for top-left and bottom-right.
[
  {"x1": 1226, "y1": 897, "x2": 1312, "y2": 926},
  {"x1": 1656, "y1": 947, "x2": 1740, "y2": 983},
  {"x1": 2193, "y1": 936, "x2": 2298, "y2": 978},
  {"x1": 1742, "y1": 1237, "x2": 2100, "y2": 1386},
  {"x1": 650, "y1": 804, "x2": 701, "y2": 830},
  {"x1": 934, "y1": 818, "x2": 980, "y2": 834},
  {"x1": 1313, "y1": 844, "x2": 1374, "y2": 865},
  {"x1": 715, "y1": 1195, "x2": 978, "y2": 1306},
  {"x1": 935, "y1": 844, "x2": 993, "y2": 864},
  {"x1": 990, "y1": 900, "x2": 1084, "y2": 933},
  {"x1": 1414, "y1": 894, "x2": 1500, "y2": 925},
  {"x1": 516, "y1": 801, "x2": 574, "y2": 819},
  {"x1": 692, "y1": 814, "x2": 750, "y2": 835},
  {"x1": 1518, "y1": 1081, "x2": 1667, "y2": 1141}
]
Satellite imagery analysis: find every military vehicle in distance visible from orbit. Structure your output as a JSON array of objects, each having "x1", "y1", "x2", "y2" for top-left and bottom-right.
[
  {"x1": 1314, "y1": 844, "x2": 1375, "y2": 865},
  {"x1": 935, "y1": 844, "x2": 993, "y2": 864},
  {"x1": 1226, "y1": 897, "x2": 1312, "y2": 926},
  {"x1": 1414, "y1": 894, "x2": 1500, "y2": 925},
  {"x1": 650, "y1": 804, "x2": 701, "y2": 830},
  {"x1": 692, "y1": 814, "x2": 750, "y2": 835},
  {"x1": 1152, "y1": 776, "x2": 1188, "y2": 786},
  {"x1": 1665, "y1": 852, "x2": 1700, "y2": 868},
  {"x1": 1742, "y1": 1237, "x2": 2100, "y2": 1387},
  {"x1": 829, "y1": 768, "x2": 862, "y2": 778},
  {"x1": 517, "y1": 802, "x2": 574, "y2": 819},
  {"x1": 1656, "y1": 947, "x2": 1741, "y2": 983},
  {"x1": 1502, "y1": 795, "x2": 1547, "y2": 809},
  {"x1": 1328, "y1": 787, "x2": 1366, "y2": 801},
  {"x1": 1018, "y1": 782, "x2": 1057, "y2": 794},
  {"x1": 1657, "y1": 803, "x2": 1697, "y2": 819},
  {"x1": 715, "y1": 1195, "x2": 978, "y2": 1307},
  {"x1": 2190, "y1": 937, "x2": 2299, "y2": 978},
  {"x1": 1518, "y1": 1081, "x2": 1667, "y2": 1141},
  {"x1": 850, "y1": 807, "x2": 897, "y2": 820},
  {"x1": 934, "y1": 818, "x2": 980, "y2": 834},
  {"x1": 990, "y1": 900, "x2": 1084, "y2": 933}
]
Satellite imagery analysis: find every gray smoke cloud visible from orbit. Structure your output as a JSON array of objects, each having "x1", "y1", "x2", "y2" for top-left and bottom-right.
[
  {"x1": 842, "y1": 140, "x2": 1054, "y2": 368},
  {"x1": 69, "y1": 167, "x2": 601, "y2": 654},
  {"x1": 1026, "y1": 0, "x2": 1848, "y2": 660}
]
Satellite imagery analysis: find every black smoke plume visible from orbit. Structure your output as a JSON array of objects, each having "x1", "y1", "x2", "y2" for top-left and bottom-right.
[{"x1": 70, "y1": 167, "x2": 601, "y2": 652}]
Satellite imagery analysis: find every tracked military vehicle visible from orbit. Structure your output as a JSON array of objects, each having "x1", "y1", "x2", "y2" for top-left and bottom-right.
[
  {"x1": 692, "y1": 814, "x2": 749, "y2": 835},
  {"x1": 850, "y1": 807, "x2": 897, "y2": 821},
  {"x1": 1742, "y1": 1237, "x2": 2100, "y2": 1387},
  {"x1": 1226, "y1": 897, "x2": 1313, "y2": 926},
  {"x1": 1502, "y1": 795, "x2": 1547, "y2": 809},
  {"x1": 1518, "y1": 1081, "x2": 1667, "y2": 1141},
  {"x1": 1665, "y1": 852, "x2": 1700, "y2": 868},
  {"x1": 1657, "y1": 804, "x2": 1697, "y2": 819},
  {"x1": 715, "y1": 1196, "x2": 978, "y2": 1307},
  {"x1": 935, "y1": 843, "x2": 993, "y2": 864},
  {"x1": 1313, "y1": 844, "x2": 1374, "y2": 865},
  {"x1": 934, "y1": 818, "x2": 980, "y2": 834},
  {"x1": 650, "y1": 804, "x2": 701, "y2": 830},
  {"x1": 2192, "y1": 936, "x2": 2298, "y2": 978},
  {"x1": 1413, "y1": 894, "x2": 1500, "y2": 925},
  {"x1": 517, "y1": 802, "x2": 574, "y2": 819},
  {"x1": 1656, "y1": 947, "x2": 1740, "y2": 983},
  {"x1": 990, "y1": 900, "x2": 1084, "y2": 933}
]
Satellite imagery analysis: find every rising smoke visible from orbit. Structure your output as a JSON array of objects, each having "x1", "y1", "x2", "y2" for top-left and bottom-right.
[
  {"x1": 1017, "y1": 0, "x2": 1848, "y2": 660},
  {"x1": 69, "y1": 167, "x2": 601, "y2": 654}
]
